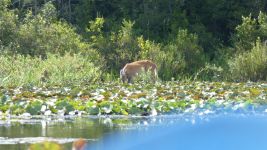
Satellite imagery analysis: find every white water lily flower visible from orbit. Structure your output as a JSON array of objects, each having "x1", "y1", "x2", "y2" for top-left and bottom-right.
[
  {"x1": 20, "y1": 113, "x2": 31, "y2": 117},
  {"x1": 199, "y1": 100, "x2": 204, "y2": 108},
  {"x1": 41, "y1": 105, "x2": 46, "y2": 112},
  {"x1": 42, "y1": 90, "x2": 52, "y2": 96},
  {"x1": 216, "y1": 100, "x2": 225, "y2": 105},
  {"x1": 169, "y1": 99, "x2": 176, "y2": 102},
  {"x1": 102, "y1": 106, "x2": 112, "y2": 114},
  {"x1": 110, "y1": 93, "x2": 118, "y2": 100},
  {"x1": 126, "y1": 91, "x2": 133, "y2": 97},
  {"x1": 190, "y1": 104, "x2": 197, "y2": 110},
  {"x1": 98, "y1": 89, "x2": 105, "y2": 93},
  {"x1": 238, "y1": 103, "x2": 245, "y2": 108},
  {"x1": 242, "y1": 91, "x2": 250, "y2": 95},
  {"x1": 94, "y1": 95, "x2": 105, "y2": 101},
  {"x1": 135, "y1": 90, "x2": 142, "y2": 94},
  {"x1": 69, "y1": 111, "x2": 76, "y2": 116},
  {"x1": 19, "y1": 101, "x2": 26, "y2": 106},
  {"x1": 13, "y1": 87, "x2": 22, "y2": 95},
  {"x1": 185, "y1": 95, "x2": 192, "y2": 101},
  {"x1": 143, "y1": 104, "x2": 149, "y2": 108},
  {"x1": 44, "y1": 110, "x2": 52, "y2": 116},
  {"x1": 46, "y1": 101, "x2": 56, "y2": 106},
  {"x1": 77, "y1": 111, "x2": 85, "y2": 116},
  {"x1": 77, "y1": 91, "x2": 83, "y2": 97},
  {"x1": 121, "y1": 99, "x2": 128, "y2": 104},
  {"x1": 259, "y1": 93, "x2": 266, "y2": 100},
  {"x1": 150, "y1": 108, "x2": 157, "y2": 116},
  {"x1": 232, "y1": 103, "x2": 245, "y2": 110},
  {"x1": 57, "y1": 109, "x2": 65, "y2": 116},
  {"x1": 204, "y1": 110, "x2": 214, "y2": 114},
  {"x1": 63, "y1": 87, "x2": 71, "y2": 92},
  {"x1": 135, "y1": 98, "x2": 142, "y2": 102},
  {"x1": 184, "y1": 108, "x2": 192, "y2": 113}
]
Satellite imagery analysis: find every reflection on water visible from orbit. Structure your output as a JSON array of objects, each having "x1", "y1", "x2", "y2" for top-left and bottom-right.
[
  {"x1": 88, "y1": 114, "x2": 267, "y2": 150},
  {"x1": 0, "y1": 117, "x2": 118, "y2": 150},
  {"x1": 1, "y1": 112, "x2": 267, "y2": 150}
]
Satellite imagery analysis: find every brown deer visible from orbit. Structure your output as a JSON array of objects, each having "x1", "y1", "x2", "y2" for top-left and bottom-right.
[{"x1": 120, "y1": 60, "x2": 158, "y2": 83}]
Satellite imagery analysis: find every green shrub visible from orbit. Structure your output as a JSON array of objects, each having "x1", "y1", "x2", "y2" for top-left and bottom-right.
[
  {"x1": 137, "y1": 36, "x2": 165, "y2": 78},
  {"x1": 87, "y1": 18, "x2": 140, "y2": 75},
  {"x1": 233, "y1": 12, "x2": 267, "y2": 52},
  {"x1": 160, "y1": 29, "x2": 206, "y2": 80},
  {"x1": 0, "y1": 53, "x2": 101, "y2": 87},
  {"x1": 228, "y1": 39, "x2": 267, "y2": 81},
  {"x1": 2, "y1": 1, "x2": 103, "y2": 64},
  {"x1": 0, "y1": 0, "x2": 18, "y2": 47},
  {"x1": 193, "y1": 63, "x2": 224, "y2": 81},
  {"x1": 16, "y1": 3, "x2": 86, "y2": 57}
]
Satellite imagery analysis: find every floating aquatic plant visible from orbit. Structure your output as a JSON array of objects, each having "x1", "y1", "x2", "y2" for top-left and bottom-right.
[{"x1": 0, "y1": 81, "x2": 265, "y2": 117}]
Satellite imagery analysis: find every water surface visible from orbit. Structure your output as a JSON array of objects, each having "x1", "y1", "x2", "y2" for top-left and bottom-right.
[{"x1": 1, "y1": 112, "x2": 267, "y2": 150}]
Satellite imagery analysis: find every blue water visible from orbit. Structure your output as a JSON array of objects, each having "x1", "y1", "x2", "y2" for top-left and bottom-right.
[{"x1": 87, "y1": 114, "x2": 267, "y2": 150}]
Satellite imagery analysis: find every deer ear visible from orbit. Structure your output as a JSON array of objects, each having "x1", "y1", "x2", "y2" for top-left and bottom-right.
[{"x1": 120, "y1": 69, "x2": 125, "y2": 76}]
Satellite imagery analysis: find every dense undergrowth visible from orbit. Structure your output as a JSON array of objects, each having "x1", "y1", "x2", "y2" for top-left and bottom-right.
[
  {"x1": 0, "y1": 1, "x2": 266, "y2": 83},
  {"x1": 0, "y1": 53, "x2": 101, "y2": 87}
]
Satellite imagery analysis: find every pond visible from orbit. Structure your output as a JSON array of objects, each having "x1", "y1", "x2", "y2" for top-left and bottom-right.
[
  {"x1": 0, "y1": 82, "x2": 266, "y2": 149},
  {"x1": 1, "y1": 110, "x2": 267, "y2": 150}
]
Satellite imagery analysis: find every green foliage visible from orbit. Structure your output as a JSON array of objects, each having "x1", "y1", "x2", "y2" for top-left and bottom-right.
[
  {"x1": 0, "y1": 0, "x2": 10, "y2": 10},
  {"x1": 0, "y1": 53, "x2": 101, "y2": 87},
  {"x1": 87, "y1": 18, "x2": 140, "y2": 73},
  {"x1": 0, "y1": 0, "x2": 18, "y2": 47},
  {"x1": 112, "y1": 19, "x2": 139, "y2": 67},
  {"x1": 193, "y1": 63, "x2": 224, "y2": 81},
  {"x1": 137, "y1": 36, "x2": 169, "y2": 80},
  {"x1": 16, "y1": 3, "x2": 86, "y2": 57},
  {"x1": 160, "y1": 29, "x2": 206, "y2": 80},
  {"x1": 87, "y1": 17, "x2": 105, "y2": 43},
  {"x1": 0, "y1": 1, "x2": 267, "y2": 82},
  {"x1": 233, "y1": 12, "x2": 267, "y2": 52},
  {"x1": 0, "y1": 2, "x2": 102, "y2": 64},
  {"x1": 26, "y1": 100, "x2": 43, "y2": 115},
  {"x1": 138, "y1": 36, "x2": 165, "y2": 68},
  {"x1": 55, "y1": 99, "x2": 74, "y2": 114},
  {"x1": 29, "y1": 141, "x2": 63, "y2": 150},
  {"x1": 228, "y1": 39, "x2": 267, "y2": 81}
]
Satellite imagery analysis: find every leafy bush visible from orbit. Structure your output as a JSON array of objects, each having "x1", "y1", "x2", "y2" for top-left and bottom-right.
[
  {"x1": 233, "y1": 12, "x2": 267, "y2": 52},
  {"x1": 87, "y1": 18, "x2": 140, "y2": 74},
  {"x1": 0, "y1": 0, "x2": 18, "y2": 47},
  {"x1": 160, "y1": 29, "x2": 206, "y2": 80},
  {"x1": 1, "y1": 1, "x2": 103, "y2": 66},
  {"x1": 0, "y1": 53, "x2": 101, "y2": 87},
  {"x1": 137, "y1": 29, "x2": 206, "y2": 80},
  {"x1": 15, "y1": 2, "x2": 93, "y2": 58},
  {"x1": 193, "y1": 63, "x2": 224, "y2": 81},
  {"x1": 137, "y1": 36, "x2": 165, "y2": 78},
  {"x1": 228, "y1": 39, "x2": 267, "y2": 81}
]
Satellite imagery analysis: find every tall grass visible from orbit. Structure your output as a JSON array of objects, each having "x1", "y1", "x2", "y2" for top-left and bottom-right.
[
  {"x1": 228, "y1": 39, "x2": 267, "y2": 81},
  {"x1": 0, "y1": 53, "x2": 101, "y2": 87}
]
